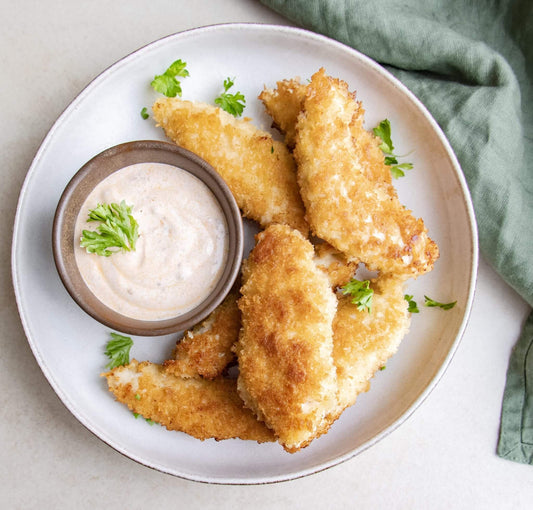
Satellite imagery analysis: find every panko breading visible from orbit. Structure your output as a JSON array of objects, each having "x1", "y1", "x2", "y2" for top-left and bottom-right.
[
  {"x1": 332, "y1": 276, "x2": 410, "y2": 414},
  {"x1": 236, "y1": 225, "x2": 338, "y2": 453},
  {"x1": 259, "y1": 78, "x2": 306, "y2": 149},
  {"x1": 101, "y1": 70, "x2": 440, "y2": 453},
  {"x1": 164, "y1": 241, "x2": 356, "y2": 382},
  {"x1": 163, "y1": 245, "x2": 353, "y2": 383},
  {"x1": 164, "y1": 291, "x2": 240, "y2": 379},
  {"x1": 313, "y1": 242, "x2": 358, "y2": 289},
  {"x1": 260, "y1": 76, "x2": 393, "y2": 188},
  {"x1": 152, "y1": 98, "x2": 308, "y2": 234},
  {"x1": 103, "y1": 360, "x2": 274, "y2": 443},
  {"x1": 294, "y1": 69, "x2": 439, "y2": 278}
]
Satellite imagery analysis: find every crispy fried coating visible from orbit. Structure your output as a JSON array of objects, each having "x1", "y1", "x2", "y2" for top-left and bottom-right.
[
  {"x1": 164, "y1": 291, "x2": 240, "y2": 379},
  {"x1": 163, "y1": 242, "x2": 355, "y2": 382},
  {"x1": 259, "y1": 78, "x2": 305, "y2": 149},
  {"x1": 236, "y1": 225, "x2": 338, "y2": 452},
  {"x1": 332, "y1": 276, "x2": 410, "y2": 413},
  {"x1": 152, "y1": 98, "x2": 308, "y2": 234},
  {"x1": 260, "y1": 76, "x2": 393, "y2": 188},
  {"x1": 103, "y1": 360, "x2": 274, "y2": 443},
  {"x1": 349, "y1": 99, "x2": 395, "y2": 190},
  {"x1": 313, "y1": 242, "x2": 358, "y2": 289},
  {"x1": 293, "y1": 69, "x2": 439, "y2": 278},
  {"x1": 163, "y1": 244, "x2": 353, "y2": 383}
]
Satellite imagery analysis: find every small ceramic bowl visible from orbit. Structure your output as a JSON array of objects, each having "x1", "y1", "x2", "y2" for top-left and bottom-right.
[{"x1": 52, "y1": 140, "x2": 243, "y2": 336}]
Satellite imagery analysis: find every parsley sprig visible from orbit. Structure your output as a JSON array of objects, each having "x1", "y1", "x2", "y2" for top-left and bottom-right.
[
  {"x1": 341, "y1": 279, "x2": 374, "y2": 313},
  {"x1": 104, "y1": 332, "x2": 133, "y2": 370},
  {"x1": 373, "y1": 119, "x2": 414, "y2": 178},
  {"x1": 214, "y1": 77, "x2": 246, "y2": 117},
  {"x1": 424, "y1": 296, "x2": 457, "y2": 310},
  {"x1": 80, "y1": 201, "x2": 138, "y2": 257},
  {"x1": 403, "y1": 294, "x2": 456, "y2": 312},
  {"x1": 151, "y1": 59, "x2": 189, "y2": 97},
  {"x1": 404, "y1": 294, "x2": 420, "y2": 313},
  {"x1": 132, "y1": 412, "x2": 157, "y2": 425}
]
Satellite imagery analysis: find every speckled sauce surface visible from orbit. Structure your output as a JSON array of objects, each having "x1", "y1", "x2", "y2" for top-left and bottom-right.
[{"x1": 75, "y1": 162, "x2": 228, "y2": 320}]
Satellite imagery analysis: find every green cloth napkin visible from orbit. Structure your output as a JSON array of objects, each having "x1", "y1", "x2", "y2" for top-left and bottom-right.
[{"x1": 260, "y1": 0, "x2": 533, "y2": 464}]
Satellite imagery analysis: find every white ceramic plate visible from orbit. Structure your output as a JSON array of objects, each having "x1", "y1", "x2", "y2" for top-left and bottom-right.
[{"x1": 12, "y1": 24, "x2": 478, "y2": 484}]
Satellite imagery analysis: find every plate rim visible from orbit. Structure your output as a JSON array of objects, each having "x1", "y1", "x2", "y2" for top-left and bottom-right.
[{"x1": 11, "y1": 22, "x2": 479, "y2": 485}]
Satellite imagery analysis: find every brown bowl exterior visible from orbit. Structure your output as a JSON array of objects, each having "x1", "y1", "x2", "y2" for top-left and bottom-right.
[{"x1": 52, "y1": 140, "x2": 243, "y2": 336}]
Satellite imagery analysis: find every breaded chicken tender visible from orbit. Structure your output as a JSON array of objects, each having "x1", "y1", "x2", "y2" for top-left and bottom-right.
[
  {"x1": 313, "y1": 242, "x2": 358, "y2": 289},
  {"x1": 294, "y1": 69, "x2": 439, "y2": 278},
  {"x1": 152, "y1": 98, "x2": 308, "y2": 234},
  {"x1": 260, "y1": 76, "x2": 393, "y2": 188},
  {"x1": 164, "y1": 291, "x2": 240, "y2": 379},
  {"x1": 103, "y1": 360, "x2": 274, "y2": 443},
  {"x1": 236, "y1": 225, "x2": 338, "y2": 453},
  {"x1": 332, "y1": 276, "x2": 410, "y2": 414},
  {"x1": 259, "y1": 78, "x2": 306, "y2": 149},
  {"x1": 163, "y1": 244, "x2": 353, "y2": 383}
]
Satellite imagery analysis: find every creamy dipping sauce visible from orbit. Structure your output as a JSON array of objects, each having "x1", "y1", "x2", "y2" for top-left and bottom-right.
[{"x1": 74, "y1": 162, "x2": 228, "y2": 321}]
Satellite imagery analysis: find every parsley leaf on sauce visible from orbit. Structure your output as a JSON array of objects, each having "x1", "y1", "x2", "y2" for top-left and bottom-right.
[{"x1": 80, "y1": 201, "x2": 138, "y2": 257}]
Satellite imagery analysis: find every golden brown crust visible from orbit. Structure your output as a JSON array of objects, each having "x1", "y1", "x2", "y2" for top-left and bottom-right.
[
  {"x1": 100, "y1": 72, "x2": 440, "y2": 453},
  {"x1": 293, "y1": 69, "x2": 439, "y2": 278},
  {"x1": 236, "y1": 225, "x2": 338, "y2": 452},
  {"x1": 332, "y1": 276, "x2": 410, "y2": 414},
  {"x1": 313, "y1": 242, "x2": 358, "y2": 289},
  {"x1": 350, "y1": 102, "x2": 395, "y2": 191},
  {"x1": 164, "y1": 291, "x2": 241, "y2": 379},
  {"x1": 259, "y1": 78, "x2": 306, "y2": 149},
  {"x1": 103, "y1": 360, "x2": 275, "y2": 443},
  {"x1": 152, "y1": 98, "x2": 308, "y2": 235},
  {"x1": 259, "y1": 76, "x2": 393, "y2": 189}
]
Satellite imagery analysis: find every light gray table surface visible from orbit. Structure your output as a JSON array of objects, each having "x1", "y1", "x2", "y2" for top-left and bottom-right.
[{"x1": 2, "y1": 1, "x2": 532, "y2": 508}]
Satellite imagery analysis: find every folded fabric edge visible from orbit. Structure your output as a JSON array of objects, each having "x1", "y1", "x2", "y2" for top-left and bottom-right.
[{"x1": 497, "y1": 311, "x2": 533, "y2": 464}]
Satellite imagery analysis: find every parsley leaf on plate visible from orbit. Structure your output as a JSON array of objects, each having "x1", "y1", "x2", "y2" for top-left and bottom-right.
[
  {"x1": 341, "y1": 279, "x2": 374, "y2": 313},
  {"x1": 214, "y1": 77, "x2": 246, "y2": 117},
  {"x1": 374, "y1": 119, "x2": 395, "y2": 154},
  {"x1": 140, "y1": 107, "x2": 149, "y2": 119},
  {"x1": 424, "y1": 295, "x2": 457, "y2": 310},
  {"x1": 373, "y1": 119, "x2": 414, "y2": 179},
  {"x1": 390, "y1": 162, "x2": 414, "y2": 179},
  {"x1": 104, "y1": 332, "x2": 133, "y2": 370},
  {"x1": 80, "y1": 201, "x2": 138, "y2": 257},
  {"x1": 404, "y1": 294, "x2": 420, "y2": 313},
  {"x1": 151, "y1": 59, "x2": 189, "y2": 97}
]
